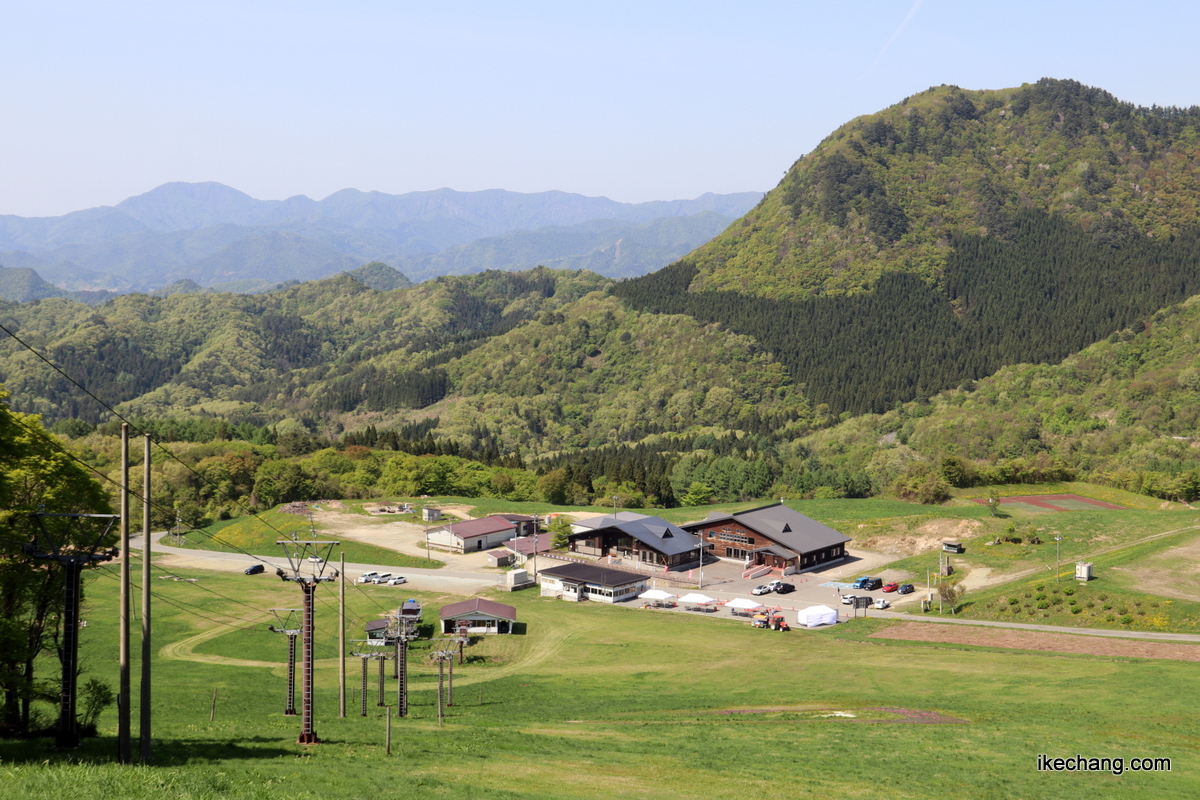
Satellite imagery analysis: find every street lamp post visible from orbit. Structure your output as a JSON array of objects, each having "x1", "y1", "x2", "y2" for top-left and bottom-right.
[{"x1": 1054, "y1": 535, "x2": 1064, "y2": 582}]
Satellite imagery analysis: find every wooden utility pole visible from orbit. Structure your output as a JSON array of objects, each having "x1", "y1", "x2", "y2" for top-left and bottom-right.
[
  {"x1": 118, "y1": 423, "x2": 131, "y2": 764},
  {"x1": 339, "y1": 553, "x2": 346, "y2": 718},
  {"x1": 140, "y1": 434, "x2": 152, "y2": 763}
]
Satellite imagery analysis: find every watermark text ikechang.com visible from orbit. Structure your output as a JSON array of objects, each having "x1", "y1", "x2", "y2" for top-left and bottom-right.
[{"x1": 1038, "y1": 754, "x2": 1171, "y2": 776}]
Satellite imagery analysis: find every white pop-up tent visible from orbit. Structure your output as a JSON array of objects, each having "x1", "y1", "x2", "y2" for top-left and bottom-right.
[
  {"x1": 638, "y1": 589, "x2": 676, "y2": 601},
  {"x1": 797, "y1": 604, "x2": 838, "y2": 628},
  {"x1": 725, "y1": 598, "x2": 763, "y2": 611}
]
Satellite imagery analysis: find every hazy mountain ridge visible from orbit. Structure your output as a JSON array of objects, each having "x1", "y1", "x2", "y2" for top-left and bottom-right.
[{"x1": 0, "y1": 185, "x2": 762, "y2": 293}]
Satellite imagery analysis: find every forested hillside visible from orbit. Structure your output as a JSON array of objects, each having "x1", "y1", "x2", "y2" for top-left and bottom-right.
[
  {"x1": 9, "y1": 79, "x2": 1200, "y2": 509},
  {"x1": 795, "y1": 293, "x2": 1200, "y2": 502},
  {"x1": 618, "y1": 79, "x2": 1200, "y2": 415}
]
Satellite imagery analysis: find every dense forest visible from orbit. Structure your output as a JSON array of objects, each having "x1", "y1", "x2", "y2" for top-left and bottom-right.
[{"x1": 616, "y1": 210, "x2": 1200, "y2": 414}]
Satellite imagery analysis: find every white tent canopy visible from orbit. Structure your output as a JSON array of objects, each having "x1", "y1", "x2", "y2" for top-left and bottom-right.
[
  {"x1": 725, "y1": 597, "x2": 763, "y2": 610},
  {"x1": 638, "y1": 589, "x2": 676, "y2": 601},
  {"x1": 678, "y1": 593, "x2": 717, "y2": 605},
  {"x1": 798, "y1": 605, "x2": 839, "y2": 628}
]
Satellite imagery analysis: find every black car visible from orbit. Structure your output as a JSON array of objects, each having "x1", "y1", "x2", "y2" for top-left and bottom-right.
[
  {"x1": 244, "y1": 564, "x2": 265, "y2": 575},
  {"x1": 774, "y1": 583, "x2": 796, "y2": 595},
  {"x1": 897, "y1": 583, "x2": 915, "y2": 594},
  {"x1": 862, "y1": 578, "x2": 883, "y2": 591}
]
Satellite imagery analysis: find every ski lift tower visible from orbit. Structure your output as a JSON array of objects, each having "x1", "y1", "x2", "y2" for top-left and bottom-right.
[
  {"x1": 453, "y1": 620, "x2": 471, "y2": 665},
  {"x1": 428, "y1": 647, "x2": 456, "y2": 725},
  {"x1": 267, "y1": 609, "x2": 302, "y2": 716},
  {"x1": 26, "y1": 512, "x2": 119, "y2": 750},
  {"x1": 275, "y1": 537, "x2": 339, "y2": 744}
]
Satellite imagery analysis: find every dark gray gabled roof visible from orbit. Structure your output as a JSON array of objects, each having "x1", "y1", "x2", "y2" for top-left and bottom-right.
[
  {"x1": 687, "y1": 503, "x2": 849, "y2": 556},
  {"x1": 575, "y1": 513, "x2": 701, "y2": 558}
]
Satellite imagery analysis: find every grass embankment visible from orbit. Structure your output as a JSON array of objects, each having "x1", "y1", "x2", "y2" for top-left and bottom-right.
[
  {"x1": 176, "y1": 507, "x2": 443, "y2": 569},
  {"x1": 2, "y1": 565, "x2": 1195, "y2": 799},
  {"x1": 927, "y1": 528, "x2": 1200, "y2": 634}
]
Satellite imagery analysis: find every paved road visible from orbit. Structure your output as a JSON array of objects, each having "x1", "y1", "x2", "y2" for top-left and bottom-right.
[{"x1": 135, "y1": 531, "x2": 501, "y2": 594}]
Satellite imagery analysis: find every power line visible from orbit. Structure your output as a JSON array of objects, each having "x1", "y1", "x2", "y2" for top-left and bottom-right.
[{"x1": 0, "y1": 323, "x2": 299, "y2": 544}]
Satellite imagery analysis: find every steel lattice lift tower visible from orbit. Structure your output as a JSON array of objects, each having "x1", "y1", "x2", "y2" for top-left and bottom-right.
[
  {"x1": 267, "y1": 609, "x2": 302, "y2": 716},
  {"x1": 388, "y1": 604, "x2": 421, "y2": 717},
  {"x1": 428, "y1": 647, "x2": 455, "y2": 725},
  {"x1": 275, "y1": 537, "x2": 339, "y2": 744},
  {"x1": 26, "y1": 512, "x2": 119, "y2": 750}
]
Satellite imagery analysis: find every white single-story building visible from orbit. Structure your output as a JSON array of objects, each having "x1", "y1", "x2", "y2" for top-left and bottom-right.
[
  {"x1": 538, "y1": 562, "x2": 647, "y2": 604},
  {"x1": 439, "y1": 598, "x2": 517, "y2": 634},
  {"x1": 427, "y1": 515, "x2": 526, "y2": 553}
]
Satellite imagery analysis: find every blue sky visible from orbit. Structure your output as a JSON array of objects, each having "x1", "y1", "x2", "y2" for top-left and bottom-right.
[{"x1": 3, "y1": 1, "x2": 1199, "y2": 216}]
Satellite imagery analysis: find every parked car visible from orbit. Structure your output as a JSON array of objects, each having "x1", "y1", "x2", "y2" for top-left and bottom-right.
[
  {"x1": 775, "y1": 583, "x2": 796, "y2": 595},
  {"x1": 357, "y1": 571, "x2": 379, "y2": 584},
  {"x1": 385, "y1": 576, "x2": 407, "y2": 586},
  {"x1": 751, "y1": 585, "x2": 772, "y2": 596},
  {"x1": 840, "y1": 594, "x2": 856, "y2": 605},
  {"x1": 897, "y1": 583, "x2": 915, "y2": 595},
  {"x1": 371, "y1": 573, "x2": 393, "y2": 584},
  {"x1": 851, "y1": 576, "x2": 872, "y2": 590},
  {"x1": 766, "y1": 579, "x2": 784, "y2": 591},
  {"x1": 862, "y1": 578, "x2": 883, "y2": 591},
  {"x1": 244, "y1": 564, "x2": 265, "y2": 575},
  {"x1": 882, "y1": 582, "x2": 899, "y2": 593},
  {"x1": 308, "y1": 555, "x2": 324, "y2": 564},
  {"x1": 874, "y1": 598, "x2": 890, "y2": 610}
]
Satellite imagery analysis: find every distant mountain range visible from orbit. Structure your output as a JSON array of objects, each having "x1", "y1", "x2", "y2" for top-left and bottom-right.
[{"x1": 0, "y1": 183, "x2": 762, "y2": 299}]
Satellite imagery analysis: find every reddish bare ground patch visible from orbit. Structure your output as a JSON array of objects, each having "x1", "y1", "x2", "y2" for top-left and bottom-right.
[
  {"x1": 860, "y1": 707, "x2": 967, "y2": 724},
  {"x1": 871, "y1": 622, "x2": 1200, "y2": 661}
]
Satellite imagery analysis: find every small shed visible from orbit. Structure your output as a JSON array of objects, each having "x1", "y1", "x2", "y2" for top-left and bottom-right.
[
  {"x1": 942, "y1": 540, "x2": 965, "y2": 554},
  {"x1": 439, "y1": 598, "x2": 517, "y2": 634},
  {"x1": 422, "y1": 507, "x2": 443, "y2": 522},
  {"x1": 365, "y1": 619, "x2": 389, "y2": 641},
  {"x1": 486, "y1": 549, "x2": 514, "y2": 567}
]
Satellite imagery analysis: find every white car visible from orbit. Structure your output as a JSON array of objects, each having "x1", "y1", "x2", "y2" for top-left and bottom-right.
[
  {"x1": 840, "y1": 594, "x2": 856, "y2": 605},
  {"x1": 356, "y1": 571, "x2": 379, "y2": 584},
  {"x1": 385, "y1": 576, "x2": 407, "y2": 586},
  {"x1": 308, "y1": 555, "x2": 324, "y2": 564},
  {"x1": 370, "y1": 573, "x2": 393, "y2": 584},
  {"x1": 751, "y1": 585, "x2": 772, "y2": 596},
  {"x1": 873, "y1": 598, "x2": 890, "y2": 610}
]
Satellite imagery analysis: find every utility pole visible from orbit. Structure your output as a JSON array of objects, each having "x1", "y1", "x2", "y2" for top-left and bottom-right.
[
  {"x1": 275, "y1": 536, "x2": 339, "y2": 744},
  {"x1": 140, "y1": 434, "x2": 152, "y2": 763},
  {"x1": 338, "y1": 553, "x2": 346, "y2": 718},
  {"x1": 531, "y1": 514, "x2": 539, "y2": 579},
  {"x1": 267, "y1": 610, "x2": 302, "y2": 715},
  {"x1": 1055, "y1": 535, "x2": 1064, "y2": 582},
  {"x1": 26, "y1": 512, "x2": 118, "y2": 750},
  {"x1": 118, "y1": 423, "x2": 131, "y2": 764}
]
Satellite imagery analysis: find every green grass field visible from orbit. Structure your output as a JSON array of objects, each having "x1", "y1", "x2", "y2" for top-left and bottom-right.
[
  {"x1": 2, "y1": 550, "x2": 1198, "y2": 800},
  {"x1": 175, "y1": 507, "x2": 444, "y2": 569}
]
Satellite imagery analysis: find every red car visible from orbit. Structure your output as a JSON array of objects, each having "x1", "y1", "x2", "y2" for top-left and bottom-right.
[{"x1": 882, "y1": 582, "x2": 899, "y2": 593}]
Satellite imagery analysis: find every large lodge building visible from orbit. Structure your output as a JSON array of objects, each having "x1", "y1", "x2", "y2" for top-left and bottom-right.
[{"x1": 682, "y1": 503, "x2": 850, "y2": 573}]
